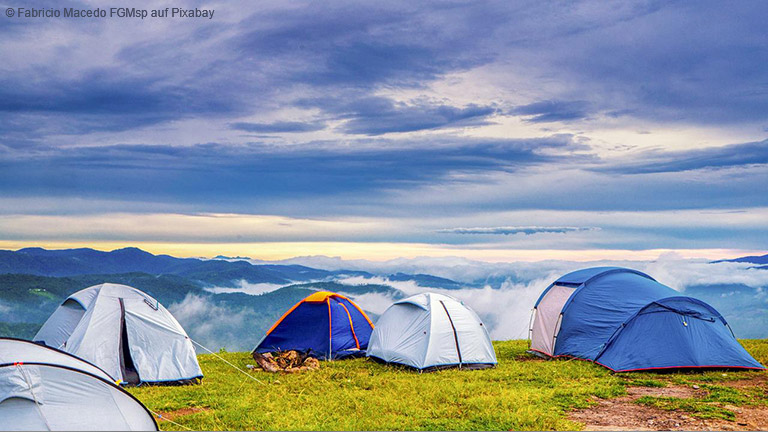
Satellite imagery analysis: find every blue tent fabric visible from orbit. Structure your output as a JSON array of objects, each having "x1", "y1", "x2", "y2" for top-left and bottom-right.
[
  {"x1": 540, "y1": 267, "x2": 764, "y2": 372},
  {"x1": 596, "y1": 297, "x2": 764, "y2": 371},
  {"x1": 253, "y1": 292, "x2": 373, "y2": 360},
  {"x1": 258, "y1": 301, "x2": 331, "y2": 356},
  {"x1": 336, "y1": 296, "x2": 372, "y2": 349},
  {"x1": 556, "y1": 269, "x2": 679, "y2": 360}
]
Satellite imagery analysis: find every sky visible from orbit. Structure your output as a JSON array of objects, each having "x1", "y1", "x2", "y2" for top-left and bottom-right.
[{"x1": 1, "y1": 0, "x2": 767, "y2": 261}]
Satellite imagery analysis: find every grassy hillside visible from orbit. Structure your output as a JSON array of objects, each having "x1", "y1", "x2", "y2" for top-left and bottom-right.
[{"x1": 129, "y1": 340, "x2": 768, "y2": 431}]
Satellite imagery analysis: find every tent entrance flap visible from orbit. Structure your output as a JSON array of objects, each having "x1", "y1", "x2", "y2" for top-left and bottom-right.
[
  {"x1": 118, "y1": 298, "x2": 140, "y2": 385},
  {"x1": 439, "y1": 300, "x2": 462, "y2": 365},
  {"x1": 530, "y1": 284, "x2": 575, "y2": 356}
]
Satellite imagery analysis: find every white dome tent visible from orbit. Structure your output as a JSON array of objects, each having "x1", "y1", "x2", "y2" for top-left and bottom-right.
[
  {"x1": 0, "y1": 338, "x2": 158, "y2": 431},
  {"x1": 34, "y1": 283, "x2": 203, "y2": 385},
  {"x1": 367, "y1": 293, "x2": 497, "y2": 371}
]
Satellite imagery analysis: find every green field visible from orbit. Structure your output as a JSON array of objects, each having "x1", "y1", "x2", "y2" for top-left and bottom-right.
[{"x1": 129, "y1": 340, "x2": 768, "y2": 431}]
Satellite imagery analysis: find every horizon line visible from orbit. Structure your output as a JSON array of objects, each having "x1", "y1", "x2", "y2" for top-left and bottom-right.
[{"x1": 0, "y1": 241, "x2": 762, "y2": 263}]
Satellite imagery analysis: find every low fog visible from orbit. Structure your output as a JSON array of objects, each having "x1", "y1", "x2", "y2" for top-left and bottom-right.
[{"x1": 169, "y1": 255, "x2": 768, "y2": 351}]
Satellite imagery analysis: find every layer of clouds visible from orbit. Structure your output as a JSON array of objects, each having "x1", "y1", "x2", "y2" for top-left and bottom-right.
[
  {"x1": 311, "y1": 256, "x2": 768, "y2": 340},
  {"x1": 4, "y1": 1, "x2": 767, "y2": 138},
  {"x1": 599, "y1": 139, "x2": 768, "y2": 174},
  {"x1": 167, "y1": 294, "x2": 256, "y2": 352},
  {"x1": 229, "y1": 121, "x2": 327, "y2": 133},
  {"x1": 159, "y1": 254, "x2": 768, "y2": 350},
  {"x1": 204, "y1": 280, "x2": 285, "y2": 296},
  {"x1": 1, "y1": 1, "x2": 767, "y2": 254},
  {"x1": 337, "y1": 273, "x2": 557, "y2": 340},
  {"x1": 438, "y1": 226, "x2": 598, "y2": 235},
  {"x1": 511, "y1": 100, "x2": 592, "y2": 123}
]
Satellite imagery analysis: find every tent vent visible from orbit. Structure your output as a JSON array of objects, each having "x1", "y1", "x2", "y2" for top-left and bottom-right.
[{"x1": 143, "y1": 298, "x2": 159, "y2": 311}]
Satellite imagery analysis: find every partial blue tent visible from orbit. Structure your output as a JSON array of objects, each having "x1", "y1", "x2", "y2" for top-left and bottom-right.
[
  {"x1": 529, "y1": 267, "x2": 764, "y2": 372},
  {"x1": 253, "y1": 291, "x2": 374, "y2": 360}
]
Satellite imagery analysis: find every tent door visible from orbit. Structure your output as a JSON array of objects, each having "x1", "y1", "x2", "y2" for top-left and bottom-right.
[
  {"x1": 530, "y1": 285, "x2": 576, "y2": 356},
  {"x1": 118, "y1": 298, "x2": 140, "y2": 385},
  {"x1": 439, "y1": 300, "x2": 463, "y2": 366}
]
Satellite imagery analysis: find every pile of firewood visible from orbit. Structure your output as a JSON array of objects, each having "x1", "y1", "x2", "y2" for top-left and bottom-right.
[{"x1": 251, "y1": 350, "x2": 320, "y2": 373}]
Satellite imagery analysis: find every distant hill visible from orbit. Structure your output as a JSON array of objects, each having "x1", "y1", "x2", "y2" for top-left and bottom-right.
[
  {"x1": 0, "y1": 247, "x2": 469, "y2": 350},
  {"x1": 713, "y1": 254, "x2": 768, "y2": 265},
  {"x1": 0, "y1": 272, "x2": 393, "y2": 349},
  {"x1": 0, "y1": 247, "x2": 463, "y2": 289},
  {"x1": 0, "y1": 272, "x2": 205, "y2": 337},
  {"x1": 0, "y1": 247, "x2": 326, "y2": 285}
]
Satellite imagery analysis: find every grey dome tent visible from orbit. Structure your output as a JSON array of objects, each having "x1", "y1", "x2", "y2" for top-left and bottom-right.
[
  {"x1": 367, "y1": 293, "x2": 497, "y2": 371},
  {"x1": 34, "y1": 283, "x2": 202, "y2": 385},
  {"x1": 0, "y1": 338, "x2": 158, "y2": 431}
]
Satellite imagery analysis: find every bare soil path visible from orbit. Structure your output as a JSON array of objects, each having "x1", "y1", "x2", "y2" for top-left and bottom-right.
[{"x1": 570, "y1": 374, "x2": 768, "y2": 431}]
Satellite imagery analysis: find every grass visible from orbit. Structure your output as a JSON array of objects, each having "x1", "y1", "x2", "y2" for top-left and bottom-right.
[{"x1": 128, "y1": 340, "x2": 767, "y2": 431}]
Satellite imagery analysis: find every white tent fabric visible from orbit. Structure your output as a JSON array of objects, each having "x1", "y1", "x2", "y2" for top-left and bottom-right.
[
  {"x1": 0, "y1": 338, "x2": 112, "y2": 381},
  {"x1": 529, "y1": 285, "x2": 576, "y2": 356},
  {"x1": 34, "y1": 283, "x2": 202, "y2": 385},
  {"x1": 367, "y1": 293, "x2": 497, "y2": 370},
  {"x1": 0, "y1": 339, "x2": 157, "y2": 431}
]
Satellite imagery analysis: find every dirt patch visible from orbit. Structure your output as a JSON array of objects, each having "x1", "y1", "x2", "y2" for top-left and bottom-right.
[
  {"x1": 720, "y1": 372, "x2": 768, "y2": 390},
  {"x1": 514, "y1": 354, "x2": 546, "y2": 362},
  {"x1": 156, "y1": 407, "x2": 210, "y2": 421},
  {"x1": 570, "y1": 384, "x2": 768, "y2": 431},
  {"x1": 722, "y1": 404, "x2": 768, "y2": 431},
  {"x1": 626, "y1": 386, "x2": 704, "y2": 399}
]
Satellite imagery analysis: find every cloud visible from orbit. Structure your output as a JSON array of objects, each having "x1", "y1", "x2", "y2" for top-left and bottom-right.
[
  {"x1": 155, "y1": 254, "x2": 768, "y2": 349},
  {"x1": 334, "y1": 273, "x2": 553, "y2": 339},
  {"x1": 600, "y1": 139, "x2": 768, "y2": 174},
  {"x1": 167, "y1": 294, "x2": 256, "y2": 351},
  {"x1": 204, "y1": 280, "x2": 285, "y2": 296},
  {"x1": 298, "y1": 96, "x2": 498, "y2": 135},
  {"x1": 437, "y1": 226, "x2": 598, "y2": 235},
  {"x1": 1, "y1": 1, "x2": 767, "y2": 255},
  {"x1": 0, "y1": 135, "x2": 586, "y2": 212},
  {"x1": 271, "y1": 255, "x2": 768, "y2": 339},
  {"x1": 511, "y1": 100, "x2": 592, "y2": 123},
  {"x1": 229, "y1": 121, "x2": 326, "y2": 133}
]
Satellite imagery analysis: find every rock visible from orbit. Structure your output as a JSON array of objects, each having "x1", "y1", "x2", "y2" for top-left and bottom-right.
[{"x1": 692, "y1": 384, "x2": 700, "y2": 389}]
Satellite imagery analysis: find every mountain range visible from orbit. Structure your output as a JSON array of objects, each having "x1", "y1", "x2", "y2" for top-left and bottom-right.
[
  {"x1": 0, "y1": 247, "x2": 462, "y2": 350},
  {"x1": 0, "y1": 247, "x2": 465, "y2": 288},
  {"x1": 1, "y1": 247, "x2": 766, "y2": 350}
]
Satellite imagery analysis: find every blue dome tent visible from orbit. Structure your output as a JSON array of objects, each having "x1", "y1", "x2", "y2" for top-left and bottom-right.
[
  {"x1": 253, "y1": 291, "x2": 374, "y2": 360},
  {"x1": 529, "y1": 267, "x2": 764, "y2": 372}
]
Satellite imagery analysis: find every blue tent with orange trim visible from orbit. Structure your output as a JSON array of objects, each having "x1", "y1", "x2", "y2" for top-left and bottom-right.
[
  {"x1": 253, "y1": 291, "x2": 374, "y2": 360},
  {"x1": 529, "y1": 267, "x2": 765, "y2": 372}
]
